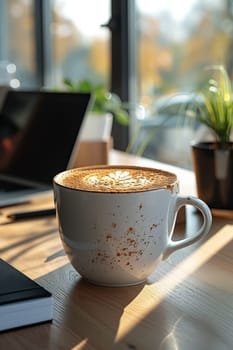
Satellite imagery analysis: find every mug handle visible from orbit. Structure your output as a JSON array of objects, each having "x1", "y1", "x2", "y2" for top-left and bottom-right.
[{"x1": 163, "y1": 195, "x2": 212, "y2": 260}]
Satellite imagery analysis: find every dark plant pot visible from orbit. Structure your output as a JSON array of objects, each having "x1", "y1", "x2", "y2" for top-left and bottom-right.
[{"x1": 191, "y1": 142, "x2": 233, "y2": 210}]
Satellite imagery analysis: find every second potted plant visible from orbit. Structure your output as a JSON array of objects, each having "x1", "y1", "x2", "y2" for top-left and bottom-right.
[{"x1": 190, "y1": 65, "x2": 233, "y2": 211}]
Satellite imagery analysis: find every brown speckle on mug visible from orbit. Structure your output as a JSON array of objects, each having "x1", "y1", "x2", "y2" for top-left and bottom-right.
[
  {"x1": 150, "y1": 223, "x2": 158, "y2": 231},
  {"x1": 127, "y1": 227, "x2": 135, "y2": 234}
]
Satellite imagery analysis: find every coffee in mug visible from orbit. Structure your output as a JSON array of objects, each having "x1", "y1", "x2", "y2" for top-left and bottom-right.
[
  {"x1": 53, "y1": 165, "x2": 212, "y2": 286},
  {"x1": 58, "y1": 166, "x2": 177, "y2": 192}
]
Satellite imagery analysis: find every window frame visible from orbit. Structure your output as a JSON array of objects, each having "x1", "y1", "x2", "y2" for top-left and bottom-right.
[
  {"x1": 34, "y1": 0, "x2": 53, "y2": 87},
  {"x1": 110, "y1": 0, "x2": 137, "y2": 150},
  {"x1": 0, "y1": 1, "x2": 8, "y2": 60}
]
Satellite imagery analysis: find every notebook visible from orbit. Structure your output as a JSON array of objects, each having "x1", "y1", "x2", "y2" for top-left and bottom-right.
[
  {"x1": 0, "y1": 88, "x2": 92, "y2": 207},
  {"x1": 0, "y1": 258, "x2": 53, "y2": 332}
]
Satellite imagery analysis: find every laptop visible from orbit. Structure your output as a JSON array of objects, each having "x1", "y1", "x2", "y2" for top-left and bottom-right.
[{"x1": 0, "y1": 89, "x2": 92, "y2": 207}]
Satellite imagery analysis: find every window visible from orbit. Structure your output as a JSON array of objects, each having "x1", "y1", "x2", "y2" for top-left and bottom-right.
[
  {"x1": 136, "y1": 0, "x2": 233, "y2": 168},
  {"x1": 0, "y1": 0, "x2": 36, "y2": 87},
  {"x1": 1, "y1": 0, "x2": 233, "y2": 167},
  {"x1": 137, "y1": 0, "x2": 233, "y2": 101},
  {"x1": 50, "y1": 0, "x2": 111, "y2": 88}
]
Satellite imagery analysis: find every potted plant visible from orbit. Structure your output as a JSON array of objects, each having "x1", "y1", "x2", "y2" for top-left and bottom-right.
[
  {"x1": 62, "y1": 79, "x2": 129, "y2": 166},
  {"x1": 63, "y1": 79, "x2": 129, "y2": 140},
  {"x1": 190, "y1": 65, "x2": 233, "y2": 211}
]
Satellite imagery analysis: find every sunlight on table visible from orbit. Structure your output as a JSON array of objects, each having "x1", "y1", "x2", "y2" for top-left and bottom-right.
[{"x1": 115, "y1": 225, "x2": 233, "y2": 342}]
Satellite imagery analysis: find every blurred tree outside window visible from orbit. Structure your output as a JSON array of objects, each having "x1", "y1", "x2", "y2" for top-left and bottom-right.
[
  {"x1": 0, "y1": 0, "x2": 110, "y2": 89},
  {"x1": 137, "y1": 0, "x2": 233, "y2": 103},
  {"x1": 1, "y1": 0, "x2": 36, "y2": 88},
  {"x1": 135, "y1": 0, "x2": 233, "y2": 168},
  {"x1": 51, "y1": 0, "x2": 111, "y2": 88}
]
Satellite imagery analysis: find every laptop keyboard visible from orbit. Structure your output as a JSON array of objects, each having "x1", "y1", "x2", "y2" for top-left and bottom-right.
[{"x1": 0, "y1": 179, "x2": 34, "y2": 192}]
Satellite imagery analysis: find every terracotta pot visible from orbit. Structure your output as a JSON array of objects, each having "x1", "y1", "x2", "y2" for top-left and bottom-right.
[{"x1": 191, "y1": 142, "x2": 233, "y2": 210}]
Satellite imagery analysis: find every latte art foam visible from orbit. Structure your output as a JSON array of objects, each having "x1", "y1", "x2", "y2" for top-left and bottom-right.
[
  {"x1": 55, "y1": 166, "x2": 177, "y2": 193},
  {"x1": 85, "y1": 170, "x2": 157, "y2": 190}
]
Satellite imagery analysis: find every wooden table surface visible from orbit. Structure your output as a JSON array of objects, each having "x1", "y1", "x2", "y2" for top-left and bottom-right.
[{"x1": 0, "y1": 150, "x2": 233, "y2": 350}]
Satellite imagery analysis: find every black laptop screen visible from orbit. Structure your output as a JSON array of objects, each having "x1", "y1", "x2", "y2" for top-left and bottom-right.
[{"x1": 0, "y1": 90, "x2": 91, "y2": 185}]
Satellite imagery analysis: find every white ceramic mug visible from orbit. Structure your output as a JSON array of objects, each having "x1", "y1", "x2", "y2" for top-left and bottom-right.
[{"x1": 53, "y1": 165, "x2": 212, "y2": 287}]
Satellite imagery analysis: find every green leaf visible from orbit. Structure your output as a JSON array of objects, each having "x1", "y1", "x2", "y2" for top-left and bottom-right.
[{"x1": 62, "y1": 78, "x2": 129, "y2": 126}]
